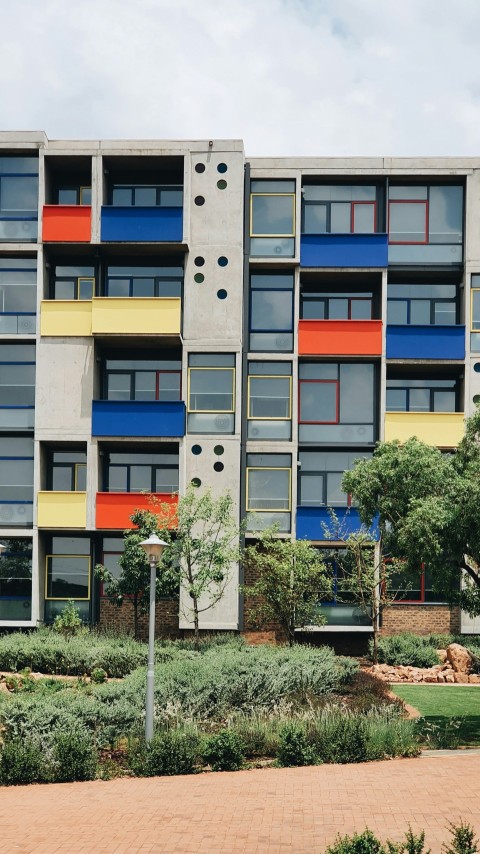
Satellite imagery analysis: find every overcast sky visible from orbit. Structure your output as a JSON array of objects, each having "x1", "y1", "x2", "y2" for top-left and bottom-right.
[{"x1": 2, "y1": 0, "x2": 480, "y2": 157}]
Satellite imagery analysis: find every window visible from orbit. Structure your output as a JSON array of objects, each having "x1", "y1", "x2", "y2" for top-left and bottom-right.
[
  {"x1": 0, "y1": 157, "x2": 38, "y2": 242},
  {"x1": 298, "y1": 450, "x2": 372, "y2": 507},
  {"x1": 0, "y1": 257, "x2": 36, "y2": 333},
  {"x1": 302, "y1": 185, "x2": 377, "y2": 235},
  {"x1": 470, "y1": 275, "x2": 480, "y2": 352},
  {"x1": 250, "y1": 180, "x2": 295, "y2": 257},
  {"x1": 390, "y1": 564, "x2": 442, "y2": 604},
  {"x1": 388, "y1": 185, "x2": 463, "y2": 263},
  {"x1": 249, "y1": 272, "x2": 294, "y2": 352},
  {"x1": 104, "y1": 450, "x2": 179, "y2": 493},
  {"x1": 299, "y1": 363, "x2": 376, "y2": 444},
  {"x1": 50, "y1": 264, "x2": 95, "y2": 300},
  {"x1": 105, "y1": 265, "x2": 182, "y2": 298},
  {"x1": 45, "y1": 537, "x2": 91, "y2": 624},
  {"x1": 315, "y1": 549, "x2": 372, "y2": 627},
  {"x1": 110, "y1": 185, "x2": 183, "y2": 207},
  {"x1": 0, "y1": 538, "x2": 32, "y2": 621},
  {"x1": 247, "y1": 362, "x2": 292, "y2": 440},
  {"x1": 386, "y1": 378, "x2": 459, "y2": 412},
  {"x1": 0, "y1": 437, "x2": 34, "y2": 526},
  {"x1": 57, "y1": 186, "x2": 91, "y2": 205},
  {"x1": 0, "y1": 344, "x2": 35, "y2": 431},
  {"x1": 48, "y1": 450, "x2": 87, "y2": 491},
  {"x1": 301, "y1": 289, "x2": 373, "y2": 320},
  {"x1": 100, "y1": 536, "x2": 124, "y2": 596},
  {"x1": 187, "y1": 354, "x2": 235, "y2": 434},
  {"x1": 104, "y1": 355, "x2": 182, "y2": 401},
  {"x1": 387, "y1": 283, "x2": 458, "y2": 326},
  {"x1": 246, "y1": 453, "x2": 291, "y2": 532}
]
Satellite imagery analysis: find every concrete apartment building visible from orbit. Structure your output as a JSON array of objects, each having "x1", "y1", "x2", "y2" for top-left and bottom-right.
[{"x1": 0, "y1": 131, "x2": 479, "y2": 641}]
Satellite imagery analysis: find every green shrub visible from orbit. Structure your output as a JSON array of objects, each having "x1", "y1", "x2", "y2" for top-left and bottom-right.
[
  {"x1": 52, "y1": 730, "x2": 97, "y2": 782},
  {"x1": 53, "y1": 600, "x2": 84, "y2": 637},
  {"x1": 325, "y1": 829, "x2": 387, "y2": 853},
  {"x1": 443, "y1": 821, "x2": 479, "y2": 854},
  {"x1": 372, "y1": 634, "x2": 440, "y2": 668},
  {"x1": 313, "y1": 712, "x2": 369, "y2": 764},
  {"x1": 0, "y1": 738, "x2": 49, "y2": 785},
  {"x1": 128, "y1": 730, "x2": 199, "y2": 777},
  {"x1": 276, "y1": 722, "x2": 318, "y2": 767},
  {"x1": 202, "y1": 730, "x2": 245, "y2": 771},
  {"x1": 90, "y1": 667, "x2": 107, "y2": 684}
]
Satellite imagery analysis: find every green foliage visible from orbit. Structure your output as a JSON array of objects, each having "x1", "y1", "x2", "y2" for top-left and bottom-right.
[
  {"x1": 443, "y1": 821, "x2": 479, "y2": 854},
  {"x1": 53, "y1": 600, "x2": 84, "y2": 637},
  {"x1": 313, "y1": 711, "x2": 369, "y2": 764},
  {"x1": 90, "y1": 667, "x2": 108, "y2": 684},
  {"x1": 402, "y1": 828, "x2": 430, "y2": 854},
  {"x1": 128, "y1": 730, "x2": 199, "y2": 777},
  {"x1": 0, "y1": 738, "x2": 49, "y2": 785},
  {"x1": 325, "y1": 829, "x2": 389, "y2": 854},
  {"x1": 276, "y1": 722, "x2": 318, "y2": 767},
  {"x1": 372, "y1": 634, "x2": 441, "y2": 668},
  {"x1": 242, "y1": 527, "x2": 332, "y2": 644},
  {"x1": 202, "y1": 730, "x2": 245, "y2": 771},
  {"x1": 52, "y1": 729, "x2": 97, "y2": 782}
]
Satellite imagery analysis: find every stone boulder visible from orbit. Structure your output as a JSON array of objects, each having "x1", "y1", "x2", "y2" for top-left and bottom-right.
[
  {"x1": 437, "y1": 649, "x2": 448, "y2": 664},
  {"x1": 446, "y1": 643, "x2": 474, "y2": 674}
]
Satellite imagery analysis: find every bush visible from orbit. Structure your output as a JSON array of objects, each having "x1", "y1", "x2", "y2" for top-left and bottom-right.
[
  {"x1": 0, "y1": 738, "x2": 49, "y2": 785},
  {"x1": 53, "y1": 600, "x2": 84, "y2": 637},
  {"x1": 202, "y1": 730, "x2": 245, "y2": 771},
  {"x1": 372, "y1": 634, "x2": 442, "y2": 668},
  {"x1": 52, "y1": 730, "x2": 97, "y2": 782},
  {"x1": 325, "y1": 829, "x2": 387, "y2": 854},
  {"x1": 443, "y1": 821, "x2": 479, "y2": 854},
  {"x1": 90, "y1": 667, "x2": 107, "y2": 684},
  {"x1": 313, "y1": 712, "x2": 369, "y2": 764},
  {"x1": 128, "y1": 730, "x2": 199, "y2": 777},
  {"x1": 276, "y1": 723, "x2": 318, "y2": 767}
]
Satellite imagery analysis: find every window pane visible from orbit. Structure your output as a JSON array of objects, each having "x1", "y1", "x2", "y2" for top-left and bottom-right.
[
  {"x1": 189, "y1": 368, "x2": 233, "y2": 411},
  {"x1": 135, "y1": 371, "x2": 156, "y2": 401},
  {"x1": 112, "y1": 188, "x2": 131, "y2": 206},
  {"x1": 433, "y1": 390, "x2": 456, "y2": 412},
  {"x1": 472, "y1": 291, "x2": 480, "y2": 330},
  {"x1": 0, "y1": 364, "x2": 35, "y2": 405},
  {"x1": 428, "y1": 186, "x2": 463, "y2": 244},
  {"x1": 135, "y1": 187, "x2": 157, "y2": 206},
  {"x1": 47, "y1": 556, "x2": 89, "y2": 599},
  {"x1": 410, "y1": 300, "x2": 431, "y2": 325},
  {"x1": 328, "y1": 299, "x2": 349, "y2": 320},
  {"x1": 300, "y1": 381, "x2": 337, "y2": 422},
  {"x1": 300, "y1": 475, "x2": 324, "y2": 506},
  {"x1": 301, "y1": 298, "x2": 325, "y2": 319},
  {"x1": 107, "y1": 467, "x2": 128, "y2": 491},
  {"x1": 434, "y1": 302, "x2": 456, "y2": 325},
  {"x1": 248, "y1": 469, "x2": 290, "y2": 510},
  {"x1": 389, "y1": 202, "x2": 427, "y2": 242},
  {"x1": 53, "y1": 280, "x2": 75, "y2": 300},
  {"x1": 409, "y1": 389, "x2": 430, "y2": 412},
  {"x1": 78, "y1": 278, "x2": 94, "y2": 300},
  {"x1": 251, "y1": 290, "x2": 293, "y2": 331},
  {"x1": 158, "y1": 372, "x2": 181, "y2": 401},
  {"x1": 339, "y1": 364, "x2": 374, "y2": 423},
  {"x1": 52, "y1": 466, "x2": 73, "y2": 491},
  {"x1": 249, "y1": 376, "x2": 290, "y2": 418},
  {"x1": 76, "y1": 465, "x2": 87, "y2": 491},
  {"x1": 353, "y1": 203, "x2": 375, "y2": 233},
  {"x1": 251, "y1": 195, "x2": 294, "y2": 236},
  {"x1": 0, "y1": 459, "x2": 33, "y2": 500},
  {"x1": 0, "y1": 176, "x2": 38, "y2": 212},
  {"x1": 387, "y1": 300, "x2": 408, "y2": 324},
  {"x1": 107, "y1": 278, "x2": 130, "y2": 297},
  {"x1": 350, "y1": 299, "x2": 372, "y2": 319},
  {"x1": 326, "y1": 472, "x2": 346, "y2": 505},
  {"x1": 389, "y1": 186, "x2": 428, "y2": 200},
  {"x1": 303, "y1": 204, "x2": 327, "y2": 234},
  {"x1": 155, "y1": 468, "x2": 179, "y2": 492},
  {"x1": 80, "y1": 188, "x2": 91, "y2": 205},
  {"x1": 58, "y1": 189, "x2": 77, "y2": 205},
  {"x1": 386, "y1": 388, "x2": 407, "y2": 411},
  {"x1": 103, "y1": 553, "x2": 122, "y2": 582},
  {"x1": 132, "y1": 277, "x2": 155, "y2": 297},
  {"x1": 107, "y1": 374, "x2": 131, "y2": 401},
  {"x1": 129, "y1": 466, "x2": 152, "y2": 492},
  {"x1": 330, "y1": 203, "x2": 351, "y2": 233}
]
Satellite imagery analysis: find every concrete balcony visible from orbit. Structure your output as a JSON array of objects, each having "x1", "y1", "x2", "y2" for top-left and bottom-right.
[
  {"x1": 96, "y1": 492, "x2": 178, "y2": 530},
  {"x1": 101, "y1": 206, "x2": 183, "y2": 242},
  {"x1": 296, "y1": 506, "x2": 377, "y2": 541},
  {"x1": 91, "y1": 297, "x2": 181, "y2": 336},
  {"x1": 299, "y1": 319, "x2": 382, "y2": 356},
  {"x1": 92, "y1": 400, "x2": 186, "y2": 437},
  {"x1": 386, "y1": 325, "x2": 465, "y2": 360},
  {"x1": 37, "y1": 492, "x2": 87, "y2": 528},
  {"x1": 384, "y1": 411, "x2": 465, "y2": 447},
  {"x1": 42, "y1": 205, "x2": 92, "y2": 242},
  {"x1": 40, "y1": 301, "x2": 92, "y2": 337},
  {"x1": 300, "y1": 234, "x2": 388, "y2": 268}
]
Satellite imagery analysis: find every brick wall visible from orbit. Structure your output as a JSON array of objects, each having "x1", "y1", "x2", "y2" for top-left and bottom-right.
[
  {"x1": 98, "y1": 597, "x2": 180, "y2": 641},
  {"x1": 381, "y1": 604, "x2": 461, "y2": 636}
]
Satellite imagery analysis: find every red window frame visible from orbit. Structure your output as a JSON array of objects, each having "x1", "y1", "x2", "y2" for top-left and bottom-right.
[
  {"x1": 298, "y1": 379, "x2": 340, "y2": 424},
  {"x1": 155, "y1": 370, "x2": 182, "y2": 401},
  {"x1": 351, "y1": 201, "x2": 377, "y2": 234},
  {"x1": 388, "y1": 199, "x2": 429, "y2": 245},
  {"x1": 390, "y1": 561, "x2": 427, "y2": 604}
]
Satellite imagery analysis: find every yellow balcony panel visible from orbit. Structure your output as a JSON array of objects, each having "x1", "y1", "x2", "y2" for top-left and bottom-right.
[
  {"x1": 37, "y1": 492, "x2": 87, "y2": 528},
  {"x1": 384, "y1": 412, "x2": 465, "y2": 448},
  {"x1": 91, "y1": 298, "x2": 181, "y2": 336},
  {"x1": 40, "y1": 301, "x2": 92, "y2": 337}
]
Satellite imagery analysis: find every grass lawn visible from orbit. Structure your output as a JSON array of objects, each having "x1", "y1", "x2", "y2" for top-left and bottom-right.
[{"x1": 392, "y1": 685, "x2": 480, "y2": 747}]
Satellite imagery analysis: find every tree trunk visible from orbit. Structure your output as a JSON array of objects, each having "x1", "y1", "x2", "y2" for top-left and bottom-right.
[
  {"x1": 193, "y1": 598, "x2": 200, "y2": 650},
  {"x1": 372, "y1": 624, "x2": 378, "y2": 664},
  {"x1": 133, "y1": 596, "x2": 139, "y2": 641}
]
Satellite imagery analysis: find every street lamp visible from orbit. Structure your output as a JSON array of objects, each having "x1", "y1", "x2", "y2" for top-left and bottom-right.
[
  {"x1": 139, "y1": 533, "x2": 168, "y2": 742},
  {"x1": 0, "y1": 543, "x2": 6, "y2": 558}
]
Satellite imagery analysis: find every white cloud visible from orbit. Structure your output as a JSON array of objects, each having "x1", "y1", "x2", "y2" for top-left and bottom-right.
[{"x1": 1, "y1": 0, "x2": 480, "y2": 155}]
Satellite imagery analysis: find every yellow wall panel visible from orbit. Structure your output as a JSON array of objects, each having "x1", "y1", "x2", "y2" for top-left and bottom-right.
[
  {"x1": 384, "y1": 412, "x2": 465, "y2": 447},
  {"x1": 37, "y1": 492, "x2": 87, "y2": 528},
  {"x1": 91, "y1": 298, "x2": 181, "y2": 335},
  {"x1": 40, "y1": 301, "x2": 92, "y2": 337}
]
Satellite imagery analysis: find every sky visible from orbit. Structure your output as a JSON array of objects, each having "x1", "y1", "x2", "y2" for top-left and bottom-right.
[{"x1": 1, "y1": 0, "x2": 480, "y2": 157}]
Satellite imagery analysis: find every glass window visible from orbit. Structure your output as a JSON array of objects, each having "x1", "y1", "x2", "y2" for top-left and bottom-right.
[
  {"x1": 300, "y1": 290, "x2": 373, "y2": 320},
  {"x1": 58, "y1": 189, "x2": 79, "y2": 205},
  {"x1": 0, "y1": 260, "x2": 37, "y2": 334},
  {"x1": 0, "y1": 159, "x2": 38, "y2": 243},
  {"x1": 299, "y1": 381, "x2": 338, "y2": 423},
  {"x1": 51, "y1": 265, "x2": 95, "y2": 300},
  {"x1": 389, "y1": 202, "x2": 427, "y2": 243},
  {"x1": 298, "y1": 363, "x2": 376, "y2": 444},
  {"x1": 105, "y1": 450, "x2": 179, "y2": 493},
  {"x1": 388, "y1": 185, "x2": 463, "y2": 262},
  {"x1": 0, "y1": 538, "x2": 32, "y2": 620},
  {"x1": 46, "y1": 555, "x2": 90, "y2": 599},
  {"x1": 0, "y1": 344, "x2": 35, "y2": 411},
  {"x1": 105, "y1": 265, "x2": 182, "y2": 298},
  {"x1": 188, "y1": 369, "x2": 234, "y2": 412},
  {"x1": 247, "y1": 363, "x2": 292, "y2": 441},
  {"x1": 302, "y1": 186, "x2": 377, "y2": 234},
  {"x1": 428, "y1": 186, "x2": 463, "y2": 244},
  {"x1": 49, "y1": 450, "x2": 87, "y2": 491},
  {"x1": 386, "y1": 378, "x2": 459, "y2": 412},
  {"x1": 110, "y1": 185, "x2": 183, "y2": 208},
  {"x1": 246, "y1": 453, "x2": 291, "y2": 533},
  {"x1": 298, "y1": 451, "x2": 372, "y2": 508},
  {"x1": 251, "y1": 195, "x2": 294, "y2": 237},
  {"x1": 387, "y1": 283, "x2": 458, "y2": 326},
  {"x1": 0, "y1": 175, "x2": 38, "y2": 213},
  {"x1": 249, "y1": 273, "x2": 294, "y2": 352},
  {"x1": 104, "y1": 356, "x2": 182, "y2": 402}
]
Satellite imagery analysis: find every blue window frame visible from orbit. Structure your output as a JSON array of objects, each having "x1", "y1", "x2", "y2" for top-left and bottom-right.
[
  {"x1": 0, "y1": 257, "x2": 36, "y2": 333},
  {"x1": 386, "y1": 378, "x2": 460, "y2": 412},
  {"x1": 387, "y1": 284, "x2": 458, "y2": 326},
  {"x1": 110, "y1": 185, "x2": 183, "y2": 207},
  {"x1": 0, "y1": 437, "x2": 34, "y2": 527},
  {"x1": 0, "y1": 538, "x2": 32, "y2": 621},
  {"x1": 0, "y1": 157, "x2": 38, "y2": 243},
  {"x1": 0, "y1": 344, "x2": 35, "y2": 431},
  {"x1": 104, "y1": 264, "x2": 183, "y2": 298},
  {"x1": 104, "y1": 450, "x2": 179, "y2": 493},
  {"x1": 249, "y1": 272, "x2": 294, "y2": 352}
]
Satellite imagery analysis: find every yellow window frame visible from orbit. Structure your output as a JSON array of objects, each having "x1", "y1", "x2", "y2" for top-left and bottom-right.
[
  {"x1": 187, "y1": 366, "x2": 236, "y2": 413},
  {"x1": 250, "y1": 193, "x2": 296, "y2": 238},
  {"x1": 74, "y1": 463, "x2": 87, "y2": 492},
  {"x1": 79, "y1": 186, "x2": 92, "y2": 206},
  {"x1": 77, "y1": 276, "x2": 94, "y2": 300},
  {"x1": 45, "y1": 554, "x2": 91, "y2": 601},
  {"x1": 471, "y1": 288, "x2": 480, "y2": 331},
  {"x1": 247, "y1": 374, "x2": 292, "y2": 420},
  {"x1": 246, "y1": 467, "x2": 292, "y2": 512}
]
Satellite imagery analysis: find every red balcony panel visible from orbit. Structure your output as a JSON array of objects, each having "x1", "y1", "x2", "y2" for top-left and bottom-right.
[
  {"x1": 42, "y1": 205, "x2": 92, "y2": 242},
  {"x1": 96, "y1": 492, "x2": 178, "y2": 530},
  {"x1": 298, "y1": 319, "x2": 382, "y2": 356}
]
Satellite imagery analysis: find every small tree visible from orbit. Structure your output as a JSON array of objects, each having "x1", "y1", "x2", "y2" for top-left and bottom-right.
[
  {"x1": 95, "y1": 509, "x2": 177, "y2": 639},
  {"x1": 242, "y1": 527, "x2": 332, "y2": 645},
  {"x1": 153, "y1": 486, "x2": 243, "y2": 646}
]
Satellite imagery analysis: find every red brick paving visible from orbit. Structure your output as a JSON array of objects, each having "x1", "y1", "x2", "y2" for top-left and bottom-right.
[{"x1": 0, "y1": 755, "x2": 479, "y2": 853}]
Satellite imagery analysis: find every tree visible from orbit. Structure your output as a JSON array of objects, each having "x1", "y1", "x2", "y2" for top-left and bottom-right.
[
  {"x1": 242, "y1": 528, "x2": 332, "y2": 645},
  {"x1": 95, "y1": 509, "x2": 177, "y2": 639},
  {"x1": 342, "y1": 409, "x2": 480, "y2": 616},
  {"x1": 153, "y1": 486, "x2": 243, "y2": 646}
]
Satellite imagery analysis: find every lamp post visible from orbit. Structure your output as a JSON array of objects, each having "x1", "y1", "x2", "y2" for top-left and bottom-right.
[
  {"x1": 0, "y1": 543, "x2": 6, "y2": 558},
  {"x1": 139, "y1": 533, "x2": 168, "y2": 742}
]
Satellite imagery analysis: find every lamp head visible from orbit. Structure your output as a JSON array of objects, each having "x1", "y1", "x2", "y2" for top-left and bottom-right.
[
  {"x1": 139, "y1": 534, "x2": 168, "y2": 561},
  {"x1": 0, "y1": 543, "x2": 7, "y2": 557}
]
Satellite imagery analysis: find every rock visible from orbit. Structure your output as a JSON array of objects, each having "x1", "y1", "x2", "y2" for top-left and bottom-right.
[
  {"x1": 437, "y1": 674, "x2": 445, "y2": 683},
  {"x1": 454, "y1": 673, "x2": 470, "y2": 683},
  {"x1": 468, "y1": 674, "x2": 480, "y2": 684},
  {"x1": 445, "y1": 674, "x2": 455, "y2": 683},
  {"x1": 437, "y1": 649, "x2": 448, "y2": 664},
  {"x1": 446, "y1": 643, "x2": 474, "y2": 674},
  {"x1": 424, "y1": 675, "x2": 438, "y2": 683}
]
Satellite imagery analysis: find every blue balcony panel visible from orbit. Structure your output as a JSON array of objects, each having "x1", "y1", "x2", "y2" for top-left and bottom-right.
[
  {"x1": 101, "y1": 207, "x2": 183, "y2": 242},
  {"x1": 92, "y1": 400, "x2": 186, "y2": 437},
  {"x1": 300, "y1": 233, "x2": 388, "y2": 268},
  {"x1": 386, "y1": 325, "x2": 465, "y2": 360},
  {"x1": 296, "y1": 506, "x2": 379, "y2": 541}
]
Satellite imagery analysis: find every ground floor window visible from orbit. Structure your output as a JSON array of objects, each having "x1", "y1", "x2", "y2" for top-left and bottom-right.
[
  {"x1": 0, "y1": 538, "x2": 32, "y2": 620},
  {"x1": 44, "y1": 536, "x2": 91, "y2": 622}
]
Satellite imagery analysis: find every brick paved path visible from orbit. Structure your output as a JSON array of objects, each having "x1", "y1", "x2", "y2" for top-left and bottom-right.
[{"x1": 0, "y1": 755, "x2": 479, "y2": 854}]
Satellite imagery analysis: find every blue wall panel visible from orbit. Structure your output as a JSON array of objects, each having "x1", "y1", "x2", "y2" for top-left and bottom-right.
[
  {"x1": 92, "y1": 400, "x2": 186, "y2": 437},
  {"x1": 101, "y1": 207, "x2": 183, "y2": 242},
  {"x1": 296, "y1": 506, "x2": 379, "y2": 541},
  {"x1": 386, "y1": 325, "x2": 465, "y2": 360},
  {"x1": 300, "y1": 234, "x2": 388, "y2": 268}
]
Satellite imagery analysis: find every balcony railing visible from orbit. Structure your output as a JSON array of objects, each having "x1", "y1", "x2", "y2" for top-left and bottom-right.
[
  {"x1": 101, "y1": 207, "x2": 183, "y2": 242},
  {"x1": 299, "y1": 320, "x2": 382, "y2": 356},
  {"x1": 384, "y1": 411, "x2": 465, "y2": 447},
  {"x1": 386, "y1": 325, "x2": 465, "y2": 360},
  {"x1": 91, "y1": 297, "x2": 181, "y2": 335},
  {"x1": 42, "y1": 206, "x2": 92, "y2": 243},
  {"x1": 300, "y1": 234, "x2": 388, "y2": 268},
  {"x1": 37, "y1": 492, "x2": 87, "y2": 528},
  {"x1": 92, "y1": 400, "x2": 186, "y2": 437},
  {"x1": 40, "y1": 301, "x2": 92, "y2": 336},
  {"x1": 296, "y1": 506, "x2": 377, "y2": 541},
  {"x1": 96, "y1": 492, "x2": 178, "y2": 530}
]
